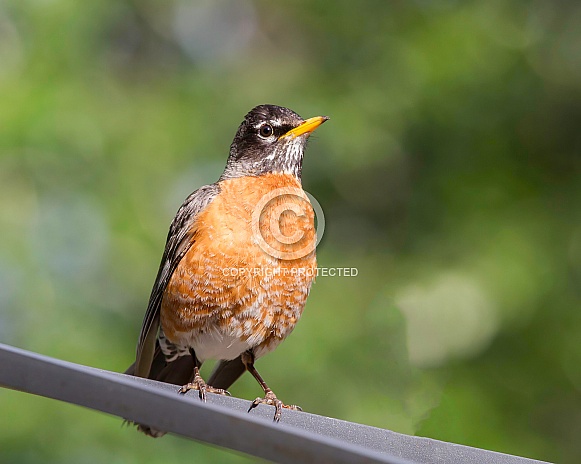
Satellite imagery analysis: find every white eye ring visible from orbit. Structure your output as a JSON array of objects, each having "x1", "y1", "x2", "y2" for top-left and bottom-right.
[{"x1": 258, "y1": 124, "x2": 274, "y2": 138}]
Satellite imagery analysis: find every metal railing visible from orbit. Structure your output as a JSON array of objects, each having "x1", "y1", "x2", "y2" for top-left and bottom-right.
[{"x1": 0, "y1": 343, "x2": 549, "y2": 464}]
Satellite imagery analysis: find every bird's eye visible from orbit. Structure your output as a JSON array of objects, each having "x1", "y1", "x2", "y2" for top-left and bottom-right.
[{"x1": 258, "y1": 124, "x2": 274, "y2": 138}]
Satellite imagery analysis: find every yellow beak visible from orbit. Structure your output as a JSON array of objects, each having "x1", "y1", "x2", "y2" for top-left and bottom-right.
[{"x1": 281, "y1": 116, "x2": 329, "y2": 139}]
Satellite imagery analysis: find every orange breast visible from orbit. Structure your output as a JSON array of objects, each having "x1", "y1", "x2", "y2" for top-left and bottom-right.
[{"x1": 160, "y1": 173, "x2": 317, "y2": 360}]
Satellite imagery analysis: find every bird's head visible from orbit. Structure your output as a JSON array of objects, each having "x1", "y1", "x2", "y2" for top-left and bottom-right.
[{"x1": 221, "y1": 104, "x2": 328, "y2": 180}]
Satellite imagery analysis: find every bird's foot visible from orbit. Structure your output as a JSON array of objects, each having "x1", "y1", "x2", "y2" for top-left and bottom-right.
[
  {"x1": 179, "y1": 372, "x2": 230, "y2": 401},
  {"x1": 248, "y1": 389, "x2": 302, "y2": 422}
]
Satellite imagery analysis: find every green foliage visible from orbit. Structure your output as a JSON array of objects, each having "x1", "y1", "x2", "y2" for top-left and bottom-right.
[{"x1": 1, "y1": 0, "x2": 580, "y2": 462}]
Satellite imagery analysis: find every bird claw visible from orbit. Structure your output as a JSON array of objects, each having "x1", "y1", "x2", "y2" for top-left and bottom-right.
[
  {"x1": 179, "y1": 374, "x2": 230, "y2": 401},
  {"x1": 248, "y1": 390, "x2": 302, "y2": 422}
]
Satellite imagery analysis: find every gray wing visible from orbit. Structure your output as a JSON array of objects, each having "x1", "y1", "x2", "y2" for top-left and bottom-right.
[{"x1": 132, "y1": 183, "x2": 220, "y2": 378}]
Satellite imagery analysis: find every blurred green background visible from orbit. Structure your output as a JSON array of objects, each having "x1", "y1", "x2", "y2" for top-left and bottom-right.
[{"x1": 1, "y1": 0, "x2": 580, "y2": 462}]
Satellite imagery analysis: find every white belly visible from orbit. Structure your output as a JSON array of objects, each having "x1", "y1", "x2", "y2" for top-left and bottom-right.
[{"x1": 186, "y1": 328, "x2": 253, "y2": 363}]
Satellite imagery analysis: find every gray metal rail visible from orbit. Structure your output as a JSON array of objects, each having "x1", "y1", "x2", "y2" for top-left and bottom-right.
[{"x1": 0, "y1": 343, "x2": 549, "y2": 464}]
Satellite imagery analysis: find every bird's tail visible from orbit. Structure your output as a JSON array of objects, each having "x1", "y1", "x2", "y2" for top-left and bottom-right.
[
  {"x1": 124, "y1": 344, "x2": 194, "y2": 437},
  {"x1": 207, "y1": 356, "x2": 246, "y2": 390},
  {"x1": 124, "y1": 346, "x2": 248, "y2": 437}
]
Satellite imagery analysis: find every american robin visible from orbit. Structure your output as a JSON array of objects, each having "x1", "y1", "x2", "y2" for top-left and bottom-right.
[{"x1": 125, "y1": 104, "x2": 328, "y2": 436}]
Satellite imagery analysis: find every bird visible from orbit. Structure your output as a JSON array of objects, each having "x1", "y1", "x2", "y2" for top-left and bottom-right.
[{"x1": 124, "y1": 104, "x2": 329, "y2": 436}]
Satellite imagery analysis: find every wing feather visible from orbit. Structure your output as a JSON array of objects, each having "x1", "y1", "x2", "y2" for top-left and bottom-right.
[{"x1": 133, "y1": 183, "x2": 220, "y2": 378}]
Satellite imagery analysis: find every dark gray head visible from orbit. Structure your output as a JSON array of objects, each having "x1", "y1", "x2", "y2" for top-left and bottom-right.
[{"x1": 220, "y1": 104, "x2": 328, "y2": 181}]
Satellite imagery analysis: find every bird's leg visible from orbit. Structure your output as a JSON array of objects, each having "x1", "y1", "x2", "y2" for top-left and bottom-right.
[
  {"x1": 242, "y1": 351, "x2": 302, "y2": 422},
  {"x1": 179, "y1": 349, "x2": 230, "y2": 400}
]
